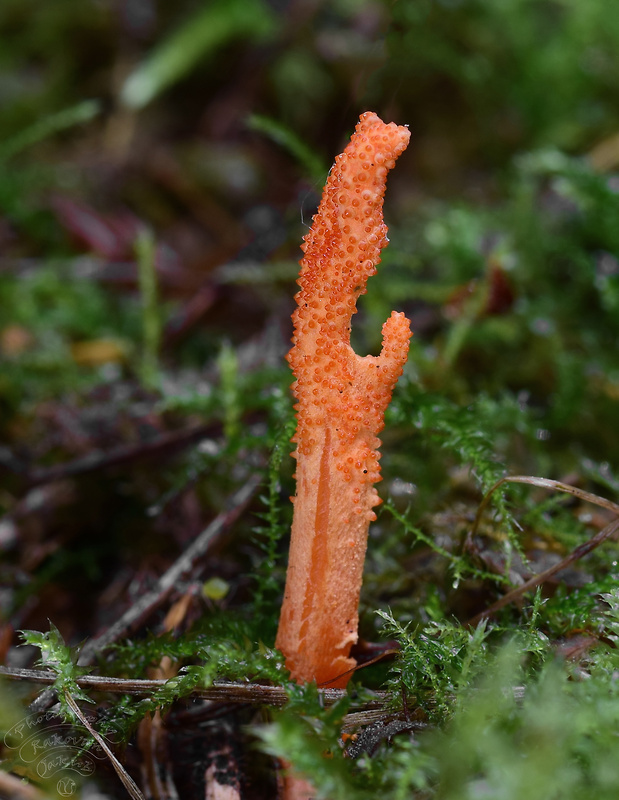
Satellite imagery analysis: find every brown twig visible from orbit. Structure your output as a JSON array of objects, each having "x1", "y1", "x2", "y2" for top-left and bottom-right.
[
  {"x1": 467, "y1": 475, "x2": 619, "y2": 626},
  {"x1": 24, "y1": 472, "x2": 262, "y2": 715},
  {"x1": 23, "y1": 424, "x2": 216, "y2": 488},
  {"x1": 77, "y1": 471, "x2": 262, "y2": 666},
  {"x1": 467, "y1": 515, "x2": 619, "y2": 626},
  {"x1": 0, "y1": 666, "x2": 385, "y2": 710}
]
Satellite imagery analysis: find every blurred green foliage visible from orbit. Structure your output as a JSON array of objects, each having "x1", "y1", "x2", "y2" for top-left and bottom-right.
[
  {"x1": 377, "y1": 0, "x2": 619, "y2": 161},
  {"x1": 121, "y1": 0, "x2": 279, "y2": 109}
]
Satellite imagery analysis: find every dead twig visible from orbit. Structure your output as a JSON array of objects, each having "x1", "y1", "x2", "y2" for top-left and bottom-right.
[
  {"x1": 24, "y1": 424, "x2": 216, "y2": 488},
  {"x1": 0, "y1": 666, "x2": 386, "y2": 710},
  {"x1": 77, "y1": 472, "x2": 263, "y2": 666},
  {"x1": 468, "y1": 515, "x2": 619, "y2": 626},
  {"x1": 25, "y1": 473, "x2": 262, "y2": 715},
  {"x1": 467, "y1": 476, "x2": 619, "y2": 626}
]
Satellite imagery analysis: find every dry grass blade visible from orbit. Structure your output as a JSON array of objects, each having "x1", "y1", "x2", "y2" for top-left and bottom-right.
[
  {"x1": 470, "y1": 475, "x2": 619, "y2": 540},
  {"x1": 63, "y1": 689, "x2": 146, "y2": 800}
]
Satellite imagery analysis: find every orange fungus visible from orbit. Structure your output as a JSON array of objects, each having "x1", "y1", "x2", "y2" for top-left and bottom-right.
[{"x1": 275, "y1": 112, "x2": 412, "y2": 688}]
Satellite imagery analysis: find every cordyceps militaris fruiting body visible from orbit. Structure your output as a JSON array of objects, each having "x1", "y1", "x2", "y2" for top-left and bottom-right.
[{"x1": 276, "y1": 112, "x2": 412, "y2": 688}]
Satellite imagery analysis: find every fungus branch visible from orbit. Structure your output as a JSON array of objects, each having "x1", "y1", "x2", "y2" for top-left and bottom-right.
[{"x1": 276, "y1": 112, "x2": 411, "y2": 688}]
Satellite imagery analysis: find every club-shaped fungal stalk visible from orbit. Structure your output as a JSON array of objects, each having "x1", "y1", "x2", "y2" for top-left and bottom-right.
[{"x1": 276, "y1": 112, "x2": 412, "y2": 688}]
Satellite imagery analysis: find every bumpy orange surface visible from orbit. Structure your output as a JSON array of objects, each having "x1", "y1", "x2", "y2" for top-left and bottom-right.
[{"x1": 276, "y1": 112, "x2": 412, "y2": 688}]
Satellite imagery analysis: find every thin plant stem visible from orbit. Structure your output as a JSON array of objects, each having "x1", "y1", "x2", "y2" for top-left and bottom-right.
[{"x1": 135, "y1": 226, "x2": 161, "y2": 388}]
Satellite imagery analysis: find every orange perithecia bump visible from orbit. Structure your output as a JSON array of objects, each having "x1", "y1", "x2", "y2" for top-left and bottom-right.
[{"x1": 275, "y1": 112, "x2": 412, "y2": 688}]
